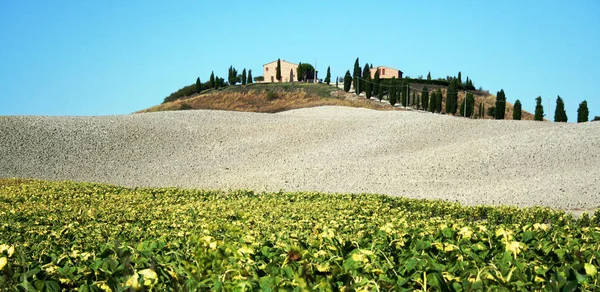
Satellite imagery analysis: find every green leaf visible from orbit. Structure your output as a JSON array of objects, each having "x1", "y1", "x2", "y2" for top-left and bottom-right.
[{"x1": 45, "y1": 281, "x2": 60, "y2": 292}]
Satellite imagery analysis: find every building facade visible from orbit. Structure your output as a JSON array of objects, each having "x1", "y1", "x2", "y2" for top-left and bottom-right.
[
  {"x1": 369, "y1": 66, "x2": 403, "y2": 79},
  {"x1": 263, "y1": 59, "x2": 298, "y2": 82}
]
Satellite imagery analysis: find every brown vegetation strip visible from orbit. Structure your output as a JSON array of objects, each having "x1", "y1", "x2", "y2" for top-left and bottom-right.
[{"x1": 140, "y1": 90, "x2": 394, "y2": 113}]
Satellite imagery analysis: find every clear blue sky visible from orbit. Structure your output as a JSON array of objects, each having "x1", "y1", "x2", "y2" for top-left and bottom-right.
[{"x1": 1, "y1": 0, "x2": 599, "y2": 120}]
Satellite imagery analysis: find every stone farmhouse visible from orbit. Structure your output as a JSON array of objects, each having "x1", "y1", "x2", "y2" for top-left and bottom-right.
[
  {"x1": 370, "y1": 66, "x2": 403, "y2": 79},
  {"x1": 263, "y1": 59, "x2": 298, "y2": 82}
]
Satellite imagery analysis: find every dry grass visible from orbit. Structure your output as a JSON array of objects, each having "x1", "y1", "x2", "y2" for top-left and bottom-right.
[
  {"x1": 140, "y1": 88, "x2": 394, "y2": 114},
  {"x1": 140, "y1": 83, "x2": 536, "y2": 120},
  {"x1": 465, "y1": 92, "x2": 536, "y2": 121}
]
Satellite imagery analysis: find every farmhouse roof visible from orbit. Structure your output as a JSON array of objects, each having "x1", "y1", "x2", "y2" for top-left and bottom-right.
[
  {"x1": 263, "y1": 59, "x2": 298, "y2": 66},
  {"x1": 373, "y1": 65, "x2": 403, "y2": 73}
]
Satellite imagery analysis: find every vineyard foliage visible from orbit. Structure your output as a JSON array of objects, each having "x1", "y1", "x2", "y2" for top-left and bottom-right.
[{"x1": 1, "y1": 179, "x2": 599, "y2": 291}]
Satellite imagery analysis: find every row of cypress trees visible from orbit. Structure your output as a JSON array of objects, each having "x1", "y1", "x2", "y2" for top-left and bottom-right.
[{"x1": 340, "y1": 58, "x2": 592, "y2": 123}]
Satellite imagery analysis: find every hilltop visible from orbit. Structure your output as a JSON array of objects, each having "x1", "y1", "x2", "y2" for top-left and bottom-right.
[
  {"x1": 140, "y1": 82, "x2": 536, "y2": 120},
  {"x1": 139, "y1": 83, "x2": 390, "y2": 113}
]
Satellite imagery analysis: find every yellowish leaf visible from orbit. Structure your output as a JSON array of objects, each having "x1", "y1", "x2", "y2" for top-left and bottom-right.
[
  {"x1": 0, "y1": 257, "x2": 7, "y2": 271},
  {"x1": 125, "y1": 273, "x2": 140, "y2": 289},
  {"x1": 139, "y1": 268, "x2": 158, "y2": 286},
  {"x1": 584, "y1": 263, "x2": 597, "y2": 276}
]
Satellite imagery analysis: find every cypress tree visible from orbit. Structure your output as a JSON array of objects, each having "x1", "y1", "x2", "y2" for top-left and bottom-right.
[
  {"x1": 195, "y1": 77, "x2": 202, "y2": 93},
  {"x1": 479, "y1": 103, "x2": 484, "y2": 118},
  {"x1": 343, "y1": 70, "x2": 352, "y2": 92},
  {"x1": 534, "y1": 96, "x2": 544, "y2": 121},
  {"x1": 362, "y1": 63, "x2": 370, "y2": 94},
  {"x1": 460, "y1": 92, "x2": 475, "y2": 118},
  {"x1": 365, "y1": 73, "x2": 372, "y2": 100},
  {"x1": 247, "y1": 70, "x2": 253, "y2": 84},
  {"x1": 412, "y1": 92, "x2": 417, "y2": 107},
  {"x1": 421, "y1": 86, "x2": 429, "y2": 111},
  {"x1": 427, "y1": 72, "x2": 431, "y2": 81},
  {"x1": 436, "y1": 88, "x2": 443, "y2": 113},
  {"x1": 241, "y1": 69, "x2": 247, "y2": 85},
  {"x1": 513, "y1": 99, "x2": 522, "y2": 120},
  {"x1": 389, "y1": 86, "x2": 397, "y2": 106},
  {"x1": 577, "y1": 100, "x2": 589, "y2": 123},
  {"x1": 458, "y1": 72, "x2": 462, "y2": 84},
  {"x1": 373, "y1": 70, "x2": 380, "y2": 96},
  {"x1": 554, "y1": 95, "x2": 568, "y2": 122},
  {"x1": 495, "y1": 89, "x2": 506, "y2": 119},
  {"x1": 401, "y1": 81, "x2": 408, "y2": 107},
  {"x1": 377, "y1": 83, "x2": 383, "y2": 101},
  {"x1": 353, "y1": 58, "x2": 361, "y2": 95},
  {"x1": 209, "y1": 72, "x2": 215, "y2": 88},
  {"x1": 325, "y1": 66, "x2": 331, "y2": 85},
  {"x1": 276, "y1": 59, "x2": 282, "y2": 82},
  {"x1": 215, "y1": 75, "x2": 220, "y2": 89},
  {"x1": 429, "y1": 90, "x2": 436, "y2": 113},
  {"x1": 446, "y1": 79, "x2": 458, "y2": 115},
  {"x1": 228, "y1": 66, "x2": 238, "y2": 85}
]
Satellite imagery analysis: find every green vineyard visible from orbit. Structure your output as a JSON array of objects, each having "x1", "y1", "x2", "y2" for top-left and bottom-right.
[{"x1": 1, "y1": 179, "x2": 599, "y2": 291}]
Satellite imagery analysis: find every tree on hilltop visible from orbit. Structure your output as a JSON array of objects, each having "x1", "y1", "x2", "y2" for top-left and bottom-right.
[
  {"x1": 343, "y1": 70, "x2": 352, "y2": 92},
  {"x1": 325, "y1": 66, "x2": 331, "y2": 85},
  {"x1": 460, "y1": 92, "x2": 475, "y2": 118},
  {"x1": 362, "y1": 63, "x2": 370, "y2": 94},
  {"x1": 446, "y1": 78, "x2": 458, "y2": 115},
  {"x1": 373, "y1": 70, "x2": 380, "y2": 97},
  {"x1": 429, "y1": 90, "x2": 436, "y2": 113},
  {"x1": 513, "y1": 99, "x2": 522, "y2": 120},
  {"x1": 436, "y1": 88, "x2": 443, "y2": 113},
  {"x1": 228, "y1": 66, "x2": 238, "y2": 85},
  {"x1": 495, "y1": 89, "x2": 506, "y2": 119},
  {"x1": 577, "y1": 100, "x2": 589, "y2": 123},
  {"x1": 276, "y1": 59, "x2": 282, "y2": 82},
  {"x1": 247, "y1": 70, "x2": 253, "y2": 84},
  {"x1": 421, "y1": 86, "x2": 429, "y2": 111},
  {"x1": 241, "y1": 69, "x2": 247, "y2": 85},
  {"x1": 554, "y1": 95, "x2": 568, "y2": 122},
  {"x1": 195, "y1": 77, "x2": 202, "y2": 93},
  {"x1": 365, "y1": 72, "x2": 372, "y2": 100},
  {"x1": 534, "y1": 96, "x2": 544, "y2": 121},
  {"x1": 353, "y1": 58, "x2": 361, "y2": 95},
  {"x1": 457, "y1": 71, "x2": 462, "y2": 84},
  {"x1": 209, "y1": 72, "x2": 215, "y2": 88},
  {"x1": 427, "y1": 72, "x2": 431, "y2": 81},
  {"x1": 401, "y1": 80, "x2": 409, "y2": 107},
  {"x1": 297, "y1": 63, "x2": 315, "y2": 82},
  {"x1": 389, "y1": 85, "x2": 397, "y2": 106}
]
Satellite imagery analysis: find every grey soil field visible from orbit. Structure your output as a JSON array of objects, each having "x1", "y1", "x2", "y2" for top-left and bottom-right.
[{"x1": 1, "y1": 106, "x2": 599, "y2": 213}]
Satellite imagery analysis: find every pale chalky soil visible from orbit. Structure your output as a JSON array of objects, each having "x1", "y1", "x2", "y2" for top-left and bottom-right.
[{"x1": 1, "y1": 106, "x2": 599, "y2": 212}]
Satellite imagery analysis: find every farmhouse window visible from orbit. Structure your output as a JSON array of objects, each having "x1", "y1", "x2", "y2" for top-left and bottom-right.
[
  {"x1": 266, "y1": 67, "x2": 269, "y2": 71},
  {"x1": 381, "y1": 69, "x2": 385, "y2": 75}
]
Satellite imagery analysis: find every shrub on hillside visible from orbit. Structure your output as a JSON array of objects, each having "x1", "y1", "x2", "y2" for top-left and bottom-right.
[
  {"x1": 163, "y1": 84, "x2": 196, "y2": 103},
  {"x1": 265, "y1": 90, "x2": 279, "y2": 101},
  {"x1": 179, "y1": 103, "x2": 192, "y2": 110},
  {"x1": 487, "y1": 106, "x2": 496, "y2": 118}
]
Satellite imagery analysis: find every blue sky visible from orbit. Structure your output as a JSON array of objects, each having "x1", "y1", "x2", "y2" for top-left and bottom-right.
[{"x1": 1, "y1": 0, "x2": 599, "y2": 120}]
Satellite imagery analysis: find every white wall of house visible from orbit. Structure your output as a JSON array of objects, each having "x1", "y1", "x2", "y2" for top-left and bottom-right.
[{"x1": 263, "y1": 60, "x2": 298, "y2": 82}]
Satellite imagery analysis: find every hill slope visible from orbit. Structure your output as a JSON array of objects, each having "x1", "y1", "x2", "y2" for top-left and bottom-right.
[
  {"x1": 1, "y1": 107, "x2": 598, "y2": 212},
  {"x1": 141, "y1": 82, "x2": 536, "y2": 120}
]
